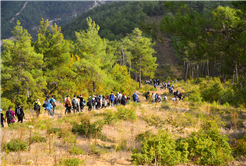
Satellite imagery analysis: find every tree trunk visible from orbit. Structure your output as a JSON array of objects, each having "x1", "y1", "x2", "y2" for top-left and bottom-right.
[
  {"x1": 196, "y1": 63, "x2": 199, "y2": 84},
  {"x1": 183, "y1": 61, "x2": 186, "y2": 81},
  {"x1": 121, "y1": 47, "x2": 125, "y2": 66},
  {"x1": 189, "y1": 62, "x2": 191, "y2": 80},
  {"x1": 222, "y1": 71, "x2": 225, "y2": 83},
  {"x1": 93, "y1": 81, "x2": 95, "y2": 92},
  {"x1": 139, "y1": 71, "x2": 141, "y2": 88},
  {"x1": 213, "y1": 59, "x2": 216, "y2": 78},
  {"x1": 185, "y1": 62, "x2": 188, "y2": 83},
  {"x1": 192, "y1": 64, "x2": 194, "y2": 79},
  {"x1": 206, "y1": 60, "x2": 209, "y2": 78},
  {"x1": 235, "y1": 64, "x2": 238, "y2": 83},
  {"x1": 134, "y1": 73, "x2": 138, "y2": 82}
]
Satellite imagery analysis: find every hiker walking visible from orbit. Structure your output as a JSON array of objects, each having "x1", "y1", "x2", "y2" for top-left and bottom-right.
[
  {"x1": 87, "y1": 96, "x2": 93, "y2": 111},
  {"x1": 66, "y1": 96, "x2": 72, "y2": 114},
  {"x1": 64, "y1": 96, "x2": 68, "y2": 114},
  {"x1": 77, "y1": 95, "x2": 85, "y2": 112},
  {"x1": 0, "y1": 109, "x2": 5, "y2": 128},
  {"x1": 6, "y1": 106, "x2": 15, "y2": 126},
  {"x1": 118, "y1": 92, "x2": 122, "y2": 105},
  {"x1": 34, "y1": 99, "x2": 41, "y2": 117},
  {"x1": 72, "y1": 95, "x2": 79, "y2": 113},
  {"x1": 110, "y1": 92, "x2": 115, "y2": 107},
  {"x1": 152, "y1": 93, "x2": 156, "y2": 103},
  {"x1": 133, "y1": 91, "x2": 138, "y2": 102},
  {"x1": 145, "y1": 91, "x2": 150, "y2": 101},
  {"x1": 15, "y1": 104, "x2": 24, "y2": 123},
  {"x1": 49, "y1": 95, "x2": 56, "y2": 114},
  {"x1": 43, "y1": 98, "x2": 48, "y2": 114},
  {"x1": 121, "y1": 93, "x2": 127, "y2": 106},
  {"x1": 46, "y1": 98, "x2": 54, "y2": 116}
]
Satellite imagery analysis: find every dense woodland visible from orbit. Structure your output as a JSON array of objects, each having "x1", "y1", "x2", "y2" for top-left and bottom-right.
[{"x1": 1, "y1": 18, "x2": 157, "y2": 110}]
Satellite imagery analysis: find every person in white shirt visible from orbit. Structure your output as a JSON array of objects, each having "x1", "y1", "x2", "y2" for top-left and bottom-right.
[{"x1": 152, "y1": 93, "x2": 156, "y2": 103}]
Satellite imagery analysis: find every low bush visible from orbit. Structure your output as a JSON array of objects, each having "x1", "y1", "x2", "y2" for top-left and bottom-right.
[
  {"x1": 135, "y1": 130, "x2": 152, "y2": 142},
  {"x1": 116, "y1": 106, "x2": 136, "y2": 121},
  {"x1": 232, "y1": 135, "x2": 246, "y2": 158},
  {"x1": 71, "y1": 115, "x2": 104, "y2": 138},
  {"x1": 58, "y1": 158, "x2": 84, "y2": 166},
  {"x1": 104, "y1": 109, "x2": 117, "y2": 124},
  {"x1": 131, "y1": 130, "x2": 188, "y2": 166},
  {"x1": 131, "y1": 121, "x2": 234, "y2": 165},
  {"x1": 68, "y1": 146, "x2": 85, "y2": 155},
  {"x1": 47, "y1": 128, "x2": 63, "y2": 138},
  {"x1": 186, "y1": 121, "x2": 234, "y2": 165},
  {"x1": 30, "y1": 132, "x2": 46, "y2": 143},
  {"x1": 4, "y1": 139, "x2": 28, "y2": 152}
]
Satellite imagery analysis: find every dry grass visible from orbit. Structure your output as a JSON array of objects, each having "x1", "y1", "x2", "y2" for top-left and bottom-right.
[{"x1": 1, "y1": 85, "x2": 246, "y2": 166}]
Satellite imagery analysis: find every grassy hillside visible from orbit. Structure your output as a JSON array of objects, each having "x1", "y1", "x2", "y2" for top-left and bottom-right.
[{"x1": 1, "y1": 80, "x2": 246, "y2": 165}]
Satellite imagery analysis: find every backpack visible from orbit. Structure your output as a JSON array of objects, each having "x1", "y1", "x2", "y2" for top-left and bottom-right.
[
  {"x1": 43, "y1": 102, "x2": 47, "y2": 108},
  {"x1": 16, "y1": 107, "x2": 22, "y2": 116},
  {"x1": 87, "y1": 100, "x2": 92, "y2": 107},
  {"x1": 34, "y1": 103, "x2": 40, "y2": 110},
  {"x1": 96, "y1": 97, "x2": 100, "y2": 103},
  {"x1": 122, "y1": 97, "x2": 126, "y2": 104},
  {"x1": 50, "y1": 99, "x2": 55, "y2": 107},
  {"x1": 72, "y1": 99, "x2": 77, "y2": 108},
  {"x1": 6, "y1": 111, "x2": 13, "y2": 123}
]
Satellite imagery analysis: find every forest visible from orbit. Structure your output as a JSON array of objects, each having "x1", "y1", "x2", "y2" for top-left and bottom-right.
[
  {"x1": 61, "y1": 1, "x2": 232, "y2": 41},
  {"x1": 1, "y1": 2, "x2": 246, "y2": 166},
  {"x1": 1, "y1": 18, "x2": 157, "y2": 110}
]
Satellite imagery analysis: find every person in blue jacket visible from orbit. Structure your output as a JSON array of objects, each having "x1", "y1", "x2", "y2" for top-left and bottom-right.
[
  {"x1": 110, "y1": 92, "x2": 115, "y2": 107},
  {"x1": 46, "y1": 98, "x2": 54, "y2": 116},
  {"x1": 133, "y1": 92, "x2": 138, "y2": 102}
]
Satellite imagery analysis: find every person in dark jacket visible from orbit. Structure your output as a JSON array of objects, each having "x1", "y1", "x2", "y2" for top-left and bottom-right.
[
  {"x1": 15, "y1": 104, "x2": 25, "y2": 123},
  {"x1": 77, "y1": 94, "x2": 85, "y2": 112},
  {"x1": 0, "y1": 109, "x2": 5, "y2": 128}
]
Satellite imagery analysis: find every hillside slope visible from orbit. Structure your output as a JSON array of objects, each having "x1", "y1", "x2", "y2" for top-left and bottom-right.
[{"x1": 1, "y1": 1, "x2": 97, "y2": 40}]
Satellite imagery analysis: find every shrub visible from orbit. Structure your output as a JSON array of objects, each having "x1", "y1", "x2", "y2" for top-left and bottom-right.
[
  {"x1": 30, "y1": 132, "x2": 46, "y2": 143},
  {"x1": 47, "y1": 128, "x2": 63, "y2": 138},
  {"x1": 186, "y1": 121, "x2": 234, "y2": 165},
  {"x1": 188, "y1": 90, "x2": 203, "y2": 104},
  {"x1": 131, "y1": 130, "x2": 188, "y2": 166},
  {"x1": 68, "y1": 146, "x2": 85, "y2": 155},
  {"x1": 104, "y1": 109, "x2": 117, "y2": 124},
  {"x1": 231, "y1": 135, "x2": 246, "y2": 158},
  {"x1": 116, "y1": 106, "x2": 136, "y2": 121},
  {"x1": 59, "y1": 158, "x2": 84, "y2": 166},
  {"x1": 71, "y1": 115, "x2": 104, "y2": 138},
  {"x1": 135, "y1": 130, "x2": 152, "y2": 142},
  {"x1": 4, "y1": 139, "x2": 28, "y2": 152}
]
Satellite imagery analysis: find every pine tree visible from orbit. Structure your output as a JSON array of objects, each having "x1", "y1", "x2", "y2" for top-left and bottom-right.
[
  {"x1": 1, "y1": 20, "x2": 45, "y2": 107},
  {"x1": 34, "y1": 18, "x2": 73, "y2": 97},
  {"x1": 128, "y1": 28, "x2": 157, "y2": 88}
]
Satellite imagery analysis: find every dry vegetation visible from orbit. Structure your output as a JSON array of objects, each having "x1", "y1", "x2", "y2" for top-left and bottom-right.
[{"x1": 1, "y1": 83, "x2": 246, "y2": 166}]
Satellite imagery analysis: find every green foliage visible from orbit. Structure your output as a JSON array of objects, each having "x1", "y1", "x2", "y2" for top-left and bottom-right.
[
  {"x1": 59, "y1": 158, "x2": 84, "y2": 166},
  {"x1": 30, "y1": 132, "x2": 46, "y2": 143},
  {"x1": 131, "y1": 130, "x2": 188, "y2": 166},
  {"x1": 188, "y1": 90, "x2": 203, "y2": 104},
  {"x1": 135, "y1": 130, "x2": 153, "y2": 142},
  {"x1": 4, "y1": 139, "x2": 28, "y2": 152},
  {"x1": 186, "y1": 121, "x2": 234, "y2": 165},
  {"x1": 71, "y1": 115, "x2": 104, "y2": 138},
  {"x1": 68, "y1": 146, "x2": 85, "y2": 155},
  {"x1": 1, "y1": 21, "x2": 44, "y2": 108},
  {"x1": 132, "y1": 121, "x2": 234, "y2": 165},
  {"x1": 116, "y1": 106, "x2": 137, "y2": 121},
  {"x1": 199, "y1": 79, "x2": 225, "y2": 103}
]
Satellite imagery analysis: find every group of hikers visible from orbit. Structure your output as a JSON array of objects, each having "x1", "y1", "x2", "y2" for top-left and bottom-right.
[
  {"x1": 63, "y1": 92, "x2": 135, "y2": 114},
  {"x1": 0, "y1": 92, "x2": 141, "y2": 127},
  {"x1": 0, "y1": 104, "x2": 25, "y2": 128},
  {"x1": 1, "y1": 79, "x2": 183, "y2": 128}
]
